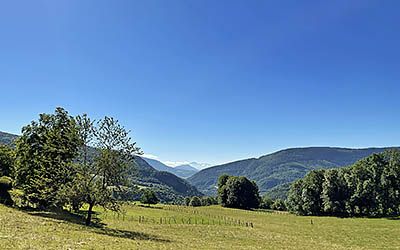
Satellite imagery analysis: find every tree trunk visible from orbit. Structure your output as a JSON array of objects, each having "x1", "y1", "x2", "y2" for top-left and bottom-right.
[{"x1": 86, "y1": 202, "x2": 95, "y2": 226}]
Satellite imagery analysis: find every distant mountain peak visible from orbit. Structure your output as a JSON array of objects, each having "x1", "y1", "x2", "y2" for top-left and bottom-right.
[{"x1": 188, "y1": 162, "x2": 212, "y2": 170}]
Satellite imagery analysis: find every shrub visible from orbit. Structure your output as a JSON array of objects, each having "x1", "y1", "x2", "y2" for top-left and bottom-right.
[
  {"x1": 189, "y1": 196, "x2": 202, "y2": 207},
  {"x1": 260, "y1": 196, "x2": 274, "y2": 209},
  {"x1": 0, "y1": 176, "x2": 13, "y2": 206},
  {"x1": 271, "y1": 199, "x2": 287, "y2": 211},
  {"x1": 140, "y1": 189, "x2": 159, "y2": 205}
]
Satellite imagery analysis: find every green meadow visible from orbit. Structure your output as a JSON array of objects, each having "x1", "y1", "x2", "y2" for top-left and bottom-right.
[{"x1": 0, "y1": 204, "x2": 399, "y2": 250}]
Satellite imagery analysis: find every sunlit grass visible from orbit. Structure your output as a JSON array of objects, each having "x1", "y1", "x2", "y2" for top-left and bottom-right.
[{"x1": 0, "y1": 204, "x2": 399, "y2": 249}]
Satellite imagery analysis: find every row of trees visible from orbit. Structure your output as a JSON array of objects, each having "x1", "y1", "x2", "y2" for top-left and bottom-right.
[
  {"x1": 1, "y1": 107, "x2": 142, "y2": 225},
  {"x1": 287, "y1": 150, "x2": 400, "y2": 217}
]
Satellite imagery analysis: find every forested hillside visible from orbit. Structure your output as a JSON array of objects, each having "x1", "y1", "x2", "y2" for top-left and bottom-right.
[
  {"x1": 133, "y1": 156, "x2": 202, "y2": 200},
  {"x1": 188, "y1": 147, "x2": 396, "y2": 195}
]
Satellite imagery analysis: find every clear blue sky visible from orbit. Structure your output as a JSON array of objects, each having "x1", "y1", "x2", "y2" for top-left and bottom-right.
[{"x1": 1, "y1": 1, "x2": 399, "y2": 166}]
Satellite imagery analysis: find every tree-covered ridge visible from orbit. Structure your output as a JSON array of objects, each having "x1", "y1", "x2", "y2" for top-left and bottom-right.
[
  {"x1": 0, "y1": 131, "x2": 18, "y2": 146},
  {"x1": 132, "y1": 156, "x2": 202, "y2": 200},
  {"x1": 188, "y1": 147, "x2": 396, "y2": 195},
  {"x1": 287, "y1": 150, "x2": 400, "y2": 217}
]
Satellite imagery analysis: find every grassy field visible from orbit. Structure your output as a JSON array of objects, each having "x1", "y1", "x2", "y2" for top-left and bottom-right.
[{"x1": 0, "y1": 204, "x2": 399, "y2": 250}]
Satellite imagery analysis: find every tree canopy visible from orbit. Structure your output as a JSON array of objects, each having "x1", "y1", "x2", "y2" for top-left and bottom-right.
[
  {"x1": 0, "y1": 144, "x2": 14, "y2": 177},
  {"x1": 287, "y1": 150, "x2": 400, "y2": 217},
  {"x1": 140, "y1": 189, "x2": 159, "y2": 205},
  {"x1": 217, "y1": 175, "x2": 260, "y2": 209}
]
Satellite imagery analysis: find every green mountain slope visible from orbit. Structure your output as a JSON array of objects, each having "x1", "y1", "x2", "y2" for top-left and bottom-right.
[
  {"x1": 188, "y1": 147, "x2": 397, "y2": 195},
  {"x1": 0, "y1": 131, "x2": 18, "y2": 145},
  {"x1": 132, "y1": 156, "x2": 202, "y2": 200},
  {"x1": 0, "y1": 130, "x2": 201, "y2": 201}
]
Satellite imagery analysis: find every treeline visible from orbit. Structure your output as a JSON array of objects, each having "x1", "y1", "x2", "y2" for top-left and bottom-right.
[
  {"x1": 0, "y1": 107, "x2": 141, "y2": 225},
  {"x1": 184, "y1": 175, "x2": 286, "y2": 210},
  {"x1": 287, "y1": 150, "x2": 400, "y2": 217}
]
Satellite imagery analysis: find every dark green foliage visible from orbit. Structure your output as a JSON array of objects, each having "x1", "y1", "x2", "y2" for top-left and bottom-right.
[
  {"x1": 140, "y1": 189, "x2": 159, "y2": 205},
  {"x1": 321, "y1": 169, "x2": 349, "y2": 215},
  {"x1": 189, "y1": 147, "x2": 393, "y2": 196},
  {"x1": 264, "y1": 183, "x2": 291, "y2": 200},
  {"x1": 14, "y1": 107, "x2": 81, "y2": 209},
  {"x1": 0, "y1": 145, "x2": 15, "y2": 177},
  {"x1": 189, "y1": 196, "x2": 202, "y2": 206},
  {"x1": 201, "y1": 196, "x2": 217, "y2": 206},
  {"x1": 271, "y1": 199, "x2": 286, "y2": 211},
  {"x1": 260, "y1": 195, "x2": 274, "y2": 209},
  {"x1": 184, "y1": 197, "x2": 191, "y2": 206},
  {"x1": 287, "y1": 150, "x2": 400, "y2": 217},
  {"x1": 286, "y1": 179, "x2": 305, "y2": 215},
  {"x1": 218, "y1": 175, "x2": 260, "y2": 209},
  {"x1": 0, "y1": 176, "x2": 13, "y2": 205},
  {"x1": 300, "y1": 170, "x2": 325, "y2": 215}
]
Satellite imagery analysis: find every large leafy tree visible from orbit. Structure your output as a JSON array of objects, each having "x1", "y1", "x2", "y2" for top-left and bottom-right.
[
  {"x1": 218, "y1": 175, "x2": 260, "y2": 209},
  {"x1": 287, "y1": 179, "x2": 305, "y2": 215},
  {"x1": 14, "y1": 107, "x2": 81, "y2": 208},
  {"x1": 380, "y1": 150, "x2": 400, "y2": 215},
  {"x1": 321, "y1": 168, "x2": 349, "y2": 215},
  {"x1": 300, "y1": 170, "x2": 325, "y2": 215}
]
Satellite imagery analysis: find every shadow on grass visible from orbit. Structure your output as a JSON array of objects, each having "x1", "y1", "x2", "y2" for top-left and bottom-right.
[
  {"x1": 137, "y1": 204, "x2": 163, "y2": 210},
  {"x1": 385, "y1": 216, "x2": 400, "y2": 220},
  {"x1": 22, "y1": 208, "x2": 171, "y2": 243}
]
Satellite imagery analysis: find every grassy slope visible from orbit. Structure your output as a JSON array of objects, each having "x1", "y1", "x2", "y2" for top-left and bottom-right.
[{"x1": 1, "y1": 204, "x2": 399, "y2": 249}]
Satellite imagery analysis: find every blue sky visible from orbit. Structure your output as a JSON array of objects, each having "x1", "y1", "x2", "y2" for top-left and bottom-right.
[{"x1": 1, "y1": 1, "x2": 399, "y2": 166}]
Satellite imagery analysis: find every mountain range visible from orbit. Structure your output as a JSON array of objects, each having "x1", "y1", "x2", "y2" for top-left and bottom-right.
[{"x1": 187, "y1": 147, "x2": 398, "y2": 197}]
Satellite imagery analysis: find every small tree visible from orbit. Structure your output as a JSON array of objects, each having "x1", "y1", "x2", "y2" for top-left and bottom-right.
[
  {"x1": 189, "y1": 196, "x2": 202, "y2": 207},
  {"x1": 141, "y1": 189, "x2": 159, "y2": 205},
  {"x1": 69, "y1": 115, "x2": 142, "y2": 225}
]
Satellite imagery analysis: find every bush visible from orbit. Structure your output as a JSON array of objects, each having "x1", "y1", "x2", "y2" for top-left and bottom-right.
[
  {"x1": 184, "y1": 197, "x2": 191, "y2": 206},
  {"x1": 189, "y1": 196, "x2": 202, "y2": 207},
  {"x1": 0, "y1": 176, "x2": 13, "y2": 206},
  {"x1": 140, "y1": 189, "x2": 159, "y2": 205},
  {"x1": 271, "y1": 199, "x2": 287, "y2": 211},
  {"x1": 260, "y1": 196, "x2": 274, "y2": 209}
]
